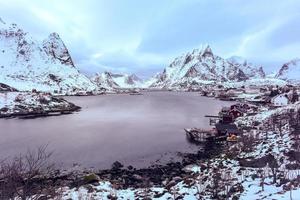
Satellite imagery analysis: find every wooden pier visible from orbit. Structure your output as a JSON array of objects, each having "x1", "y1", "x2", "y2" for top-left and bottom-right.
[
  {"x1": 184, "y1": 128, "x2": 216, "y2": 143},
  {"x1": 205, "y1": 115, "x2": 220, "y2": 126},
  {"x1": 184, "y1": 127, "x2": 235, "y2": 143}
]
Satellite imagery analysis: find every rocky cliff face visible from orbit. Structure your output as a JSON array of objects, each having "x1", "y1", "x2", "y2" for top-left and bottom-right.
[
  {"x1": 275, "y1": 59, "x2": 300, "y2": 82},
  {"x1": 42, "y1": 32, "x2": 75, "y2": 67},
  {"x1": 0, "y1": 18, "x2": 96, "y2": 94},
  {"x1": 148, "y1": 45, "x2": 266, "y2": 89}
]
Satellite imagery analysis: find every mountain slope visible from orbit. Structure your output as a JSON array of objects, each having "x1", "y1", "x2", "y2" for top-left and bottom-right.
[
  {"x1": 275, "y1": 59, "x2": 300, "y2": 82},
  {"x1": 0, "y1": 19, "x2": 96, "y2": 94},
  {"x1": 149, "y1": 45, "x2": 266, "y2": 89},
  {"x1": 91, "y1": 72, "x2": 120, "y2": 91}
]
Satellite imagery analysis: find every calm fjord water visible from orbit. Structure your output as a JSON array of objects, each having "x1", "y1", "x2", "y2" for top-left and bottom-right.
[{"x1": 0, "y1": 92, "x2": 232, "y2": 169}]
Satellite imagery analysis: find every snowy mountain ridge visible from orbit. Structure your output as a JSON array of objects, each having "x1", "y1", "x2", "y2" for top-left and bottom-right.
[
  {"x1": 91, "y1": 71, "x2": 143, "y2": 89},
  {"x1": 1, "y1": 18, "x2": 298, "y2": 93},
  {"x1": 0, "y1": 19, "x2": 97, "y2": 94},
  {"x1": 226, "y1": 56, "x2": 266, "y2": 79},
  {"x1": 275, "y1": 58, "x2": 300, "y2": 82},
  {"x1": 91, "y1": 72, "x2": 120, "y2": 91},
  {"x1": 148, "y1": 45, "x2": 266, "y2": 89}
]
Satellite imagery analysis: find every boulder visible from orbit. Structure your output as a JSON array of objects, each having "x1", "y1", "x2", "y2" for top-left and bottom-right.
[
  {"x1": 132, "y1": 174, "x2": 143, "y2": 181},
  {"x1": 112, "y1": 161, "x2": 124, "y2": 170},
  {"x1": 83, "y1": 173, "x2": 100, "y2": 184}
]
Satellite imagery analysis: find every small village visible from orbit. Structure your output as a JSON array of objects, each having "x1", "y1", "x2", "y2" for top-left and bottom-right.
[
  {"x1": 185, "y1": 84, "x2": 300, "y2": 145},
  {"x1": 204, "y1": 83, "x2": 299, "y2": 106}
]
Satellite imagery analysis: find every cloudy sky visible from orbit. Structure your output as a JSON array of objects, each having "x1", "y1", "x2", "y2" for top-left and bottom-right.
[{"x1": 1, "y1": 0, "x2": 299, "y2": 78}]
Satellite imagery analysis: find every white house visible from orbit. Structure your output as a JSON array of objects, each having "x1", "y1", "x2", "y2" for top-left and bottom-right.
[{"x1": 271, "y1": 94, "x2": 289, "y2": 107}]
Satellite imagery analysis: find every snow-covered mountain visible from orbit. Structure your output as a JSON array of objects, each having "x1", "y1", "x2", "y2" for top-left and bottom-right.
[
  {"x1": 110, "y1": 73, "x2": 143, "y2": 88},
  {"x1": 275, "y1": 59, "x2": 300, "y2": 82},
  {"x1": 148, "y1": 45, "x2": 266, "y2": 89},
  {"x1": 143, "y1": 73, "x2": 164, "y2": 88},
  {"x1": 91, "y1": 72, "x2": 120, "y2": 90},
  {"x1": 227, "y1": 56, "x2": 265, "y2": 79},
  {"x1": 0, "y1": 18, "x2": 97, "y2": 94},
  {"x1": 91, "y1": 72, "x2": 143, "y2": 89}
]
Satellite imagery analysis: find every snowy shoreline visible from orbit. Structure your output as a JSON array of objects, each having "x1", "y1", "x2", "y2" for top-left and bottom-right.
[{"x1": 59, "y1": 100, "x2": 300, "y2": 199}]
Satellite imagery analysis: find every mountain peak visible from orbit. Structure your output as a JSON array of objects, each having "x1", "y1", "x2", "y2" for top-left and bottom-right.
[
  {"x1": 227, "y1": 56, "x2": 266, "y2": 78},
  {"x1": 43, "y1": 32, "x2": 74, "y2": 67},
  {"x1": 92, "y1": 72, "x2": 143, "y2": 89},
  {"x1": 276, "y1": 58, "x2": 300, "y2": 81},
  {"x1": 149, "y1": 46, "x2": 267, "y2": 88},
  {"x1": 104, "y1": 71, "x2": 113, "y2": 76},
  {"x1": 129, "y1": 73, "x2": 142, "y2": 82},
  {"x1": 48, "y1": 32, "x2": 62, "y2": 41},
  {"x1": 189, "y1": 44, "x2": 213, "y2": 57},
  {"x1": 202, "y1": 44, "x2": 213, "y2": 57},
  {"x1": 91, "y1": 72, "x2": 119, "y2": 89}
]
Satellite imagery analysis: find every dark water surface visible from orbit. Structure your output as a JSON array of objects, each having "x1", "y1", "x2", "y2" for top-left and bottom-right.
[{"x1": 0, "y1": 92, "x2": 232, "y2": 169}]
